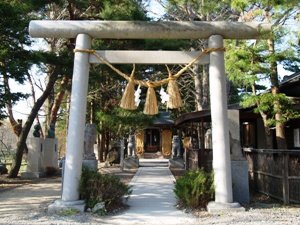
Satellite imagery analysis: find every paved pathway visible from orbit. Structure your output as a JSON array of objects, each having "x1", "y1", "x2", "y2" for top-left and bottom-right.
[{"x1": 108, "y1": 166, "x2": 197, "y2": 225}]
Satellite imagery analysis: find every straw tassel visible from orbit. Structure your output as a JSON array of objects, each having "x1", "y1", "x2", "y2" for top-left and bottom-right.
[
  {"x1": 143, "y1": 83, "x2": 158, "y2": 115},
  {"x1": 120, "y1": 65, "x2": 137, "y2": 110},
  {"x1": 166, "y1": 66, "x2": 183, "y2": 109}
]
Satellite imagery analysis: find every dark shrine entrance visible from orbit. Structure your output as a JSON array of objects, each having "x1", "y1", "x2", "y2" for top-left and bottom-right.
[{"x1": 145, "y1": 128, "x2": 160, "y2": 152}]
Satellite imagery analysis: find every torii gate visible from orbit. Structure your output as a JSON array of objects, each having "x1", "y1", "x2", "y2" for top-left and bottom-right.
[{"x1": 29, "y1": 21, "x2": 271, "y2": 213}]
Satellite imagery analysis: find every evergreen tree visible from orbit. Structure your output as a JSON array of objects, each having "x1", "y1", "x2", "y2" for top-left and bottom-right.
[
  {"x1": 227, "y1": 0, "x2": 300, "y2": 149},
  {"x1": 1, "y1": 0, "x2": 63, "y2": 177}
]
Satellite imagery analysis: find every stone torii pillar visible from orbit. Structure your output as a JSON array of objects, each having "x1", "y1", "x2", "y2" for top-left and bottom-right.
[
  {"x1": 48, "y1": 34, "x2": 91, "y2": 213},
  {"x1": 207, "y1": 35, "x2": 241, "y2": 212},
  {"x1": 28, "y1": 20, "x2": 271, "y2": 213}
]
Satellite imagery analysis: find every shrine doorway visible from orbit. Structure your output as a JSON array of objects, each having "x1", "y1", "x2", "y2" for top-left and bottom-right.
[{"x1": 145, "y1": 128, "x2": 160, "y2": 153}]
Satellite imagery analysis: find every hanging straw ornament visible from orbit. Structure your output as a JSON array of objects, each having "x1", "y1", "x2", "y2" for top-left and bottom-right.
[
  {"x1": 166, "y1": 65, "x2": 183, "y2": 109},
  {"x1": 120, "y1": 65, "x2": 137, "y2": 110},
  {"x1": 143, "y1": 82, "x2": 158, "y2": 115}
]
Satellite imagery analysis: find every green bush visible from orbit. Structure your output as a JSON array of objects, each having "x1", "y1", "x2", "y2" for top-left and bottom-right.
[
  {"x1": 79, "y1": 167, "x2": 132, "y2": 212},
  {"x1": 174, "y1": 169, "x2": 214, "y2": 209}
]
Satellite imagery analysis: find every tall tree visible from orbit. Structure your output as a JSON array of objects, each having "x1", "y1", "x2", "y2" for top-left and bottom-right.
[
  {"x1": 227, "y1": 0, "x2": 300, "y2": 149},
  {"x1": 0, "y1": 0, "x2": 64, "y2": 177}
]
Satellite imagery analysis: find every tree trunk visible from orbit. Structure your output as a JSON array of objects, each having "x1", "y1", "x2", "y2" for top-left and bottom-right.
[
  {"x1": 261, "y1": 113, "x2": 273, "y2": 149},
  {"x1": 8, "y1": 68, "x2": 59, "y2": 178},
  {"x1": 3, "y1": 71, "x2": 29, "y2": 153},
  {"x1": 201, "y1": 64, "x2": 209, "y2": 109},
  {"x1": 47, "y1": 75, "x2": 69, "y2": 137},
  {"x1": 272, "y1": 87, "x2": 287, "y2": 149},
  {"x1": 252, "y1": 84, "x2": 273, "y2": 149},
  {"x1": 105, "y1": 131, "x2": 110, "y2": 160},
  {"x1": 193, "y1": 64, "x2": 203, "y2": 111},
  {"x1": 27, "y1": 72, "x2": 44, "y2": 138},
  {"x1": 99, "y1": 132, "x2": 105, "y2": 162},
  {"x1": 97, "y1": 134, "x2": 101, "y2": 162},
  {"x1": 268, "y1": 38, "x2": 287, "y2": 149}
]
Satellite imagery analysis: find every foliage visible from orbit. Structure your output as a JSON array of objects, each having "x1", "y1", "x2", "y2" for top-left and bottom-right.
[
  {"x1": 0, "y1": 0, "x2": 32, "y2": 119},
  {"x1": 79, "y1": 167, "x2": 132, "y2": 212},
  {"x1": 96, "y1": 107, "x2": 155, "y2": 138},
  {"x1": 165, "y1": 0, "x2": 235, "y2": 21},
  {"x1": 241, "y1": 93, "x2": 300, "y2": 126},
  {"x1": 225, "y1": 0, "x2": 300, "y2": 149},
  {"x1": 174, "y1": 169, "x2": 214, "y2": 209}
]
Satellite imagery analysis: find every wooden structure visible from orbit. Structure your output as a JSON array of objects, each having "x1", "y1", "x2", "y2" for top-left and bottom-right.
[
  {"x1": 136, "y1": 112, "x2": 174, "y2": 158},
  {"x1": 245, "y1": 148, "x2": 300, "y2": 204},
  {"x1": 175, "y1": 72, "x2": 300, "y2": 204}
]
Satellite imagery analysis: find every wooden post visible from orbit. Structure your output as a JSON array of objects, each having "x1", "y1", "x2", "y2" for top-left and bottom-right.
[{"x1": 283, "y1": 152, "x2": 290, "y2": 204}]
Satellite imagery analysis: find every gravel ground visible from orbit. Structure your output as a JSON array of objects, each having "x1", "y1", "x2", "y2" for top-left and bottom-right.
[
  {"x1": 1, "y1": 202, "x2": 300, "y2": 225},
  {"x1": 0, "y1": 167, "x2": 300, "y2": 225}
]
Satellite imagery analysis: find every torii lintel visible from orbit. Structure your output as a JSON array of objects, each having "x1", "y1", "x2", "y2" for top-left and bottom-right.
[{"x1": 29, "y1": 20, "x2": 272, "y2": 40}]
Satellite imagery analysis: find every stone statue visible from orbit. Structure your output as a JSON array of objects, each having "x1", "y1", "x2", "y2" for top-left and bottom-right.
[
  {"x1": 106, "y1": 141, "x2": 121, "y2": 165},
  {"x1": 47, "y1": 123, "x2": 55, "y2": 138},
  {"x1": 33, "y1": 124, "x2": 41, "y2": 137},
  {"x1": 204, "y1": 128, "x2": 212, "y2": 149},
  {"x1": 127, "y1": 134, "x2": 136, "y2": 157},
  {"x1": 172, "y1": 135, "x2": 181, "y2": 158},
  {"x1": 84, "y1": 124, "x2": 97, "y2": 160}
]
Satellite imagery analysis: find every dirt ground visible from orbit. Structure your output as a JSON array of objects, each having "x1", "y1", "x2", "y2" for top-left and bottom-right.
[{"x1": 0, "y1": 165, "x2": 136, "y2": 191}]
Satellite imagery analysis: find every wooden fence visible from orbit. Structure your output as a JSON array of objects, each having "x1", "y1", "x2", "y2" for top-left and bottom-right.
[
  {"x1": 186, "y1": 147, "x2": 300, "y2": 204},
  {"x1": 244, "y1": 148, "x2": 300, "y2": 204}
]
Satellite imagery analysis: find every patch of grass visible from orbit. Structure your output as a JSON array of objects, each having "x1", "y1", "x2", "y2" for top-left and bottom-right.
[{"x1": 58, "y1": 208, "x2": 80, "y2": 216}]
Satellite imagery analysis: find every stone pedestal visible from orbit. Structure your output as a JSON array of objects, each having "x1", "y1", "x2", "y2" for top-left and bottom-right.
[
  {"x1": 207, "y1": 201, "x2": 244, "y2": 214},
  {"x1": 231, "y1": 160, "x2": 250, "y2": 204},
  {"x1": 43, "y1": 138, "x2": 58, "y2": 169},
  {"x1": 48, "y1": 200, "x2": 85, "y2": 214},
  {"x1": 228, "y1": 110, "x2": 250, "y2": 204},
  {"x1": 83, "y1": 159, "x2": 98, "y2": 171},
  {"x1": 21, "y1": 138, "x2": 44, "y2": 179},
  {"x1": 169, "y1": 158, "x2": 184, "y2": 169},
  {"x1": 123, "y1": 157, "x2": 139, "y2": 169}
]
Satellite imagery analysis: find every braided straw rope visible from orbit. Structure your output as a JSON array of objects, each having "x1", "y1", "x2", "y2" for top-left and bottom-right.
[{"x1": 73, "y1": 47, "x2": 225, "y2": 86}]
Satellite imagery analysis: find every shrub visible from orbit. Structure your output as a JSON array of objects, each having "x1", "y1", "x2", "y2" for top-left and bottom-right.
[
  {"x1": 174, "y1": 169, "x2": 214, "y2": 209},
  {"x1": 79, "y1": 167, "x2": 132, "y2": 212}
]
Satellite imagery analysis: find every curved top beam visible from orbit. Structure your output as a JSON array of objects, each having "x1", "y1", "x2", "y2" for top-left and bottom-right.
[{"x1": 29, "y1": 20, "x2": 272, "y2": 40}]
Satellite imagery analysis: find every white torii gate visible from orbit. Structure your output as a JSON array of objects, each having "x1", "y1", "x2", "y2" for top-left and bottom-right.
[{"x1": 29, "y1": 21, "x2": 271, "y2": 213}]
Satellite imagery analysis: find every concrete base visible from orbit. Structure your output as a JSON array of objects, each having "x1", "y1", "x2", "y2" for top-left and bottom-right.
[
  {"x1": 207, "y1": 201, "x2": 245, "y2": 214},
  {"x1": 48, "y1": 199, "x2": 85, "y2": 214},
  {"x1": 169, "y1": 158, "x2": 184, "y2": 169},
  {"x1": 21, "y1": 172, "x2": 45, "y2": 179},
  {"x1": 123, "y1": 157, "x2": 139, "y2": 169},
  {"x1": 231, "y1": 160, "x2": 250, "y2": 204},
  {"x1": 83, "y1": 159, "x2": 98, "y2": 171}
]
